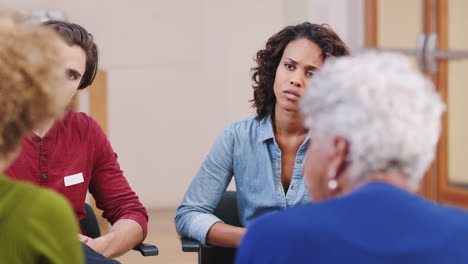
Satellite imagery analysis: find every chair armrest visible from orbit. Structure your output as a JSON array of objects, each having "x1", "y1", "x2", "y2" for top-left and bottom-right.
[
  {"x1": 133, "y1": 242, "x2": 159, "y2": 256},
  {"x1": 179, "y1": 236, "x2": 200, "y2": 252}
]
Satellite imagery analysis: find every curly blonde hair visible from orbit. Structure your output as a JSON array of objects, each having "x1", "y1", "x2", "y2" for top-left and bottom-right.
[{"x1": 0, "y1": 12, "x2": 67, "y2": 159}]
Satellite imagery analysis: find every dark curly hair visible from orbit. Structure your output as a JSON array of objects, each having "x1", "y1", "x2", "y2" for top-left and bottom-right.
[
  {"x1": 251, "y1": 22, "x2": 350, "y2": 120},
  {"x1": 43, "y1": 20, "x2": 98, "y2": 90}
]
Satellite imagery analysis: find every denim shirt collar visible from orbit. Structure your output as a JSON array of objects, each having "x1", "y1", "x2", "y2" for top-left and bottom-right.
[
  {"x1": 257, "y1": 113, "x2": 311, "y2": 143},
  {"x1": 258, "y1": 114, "x2": 275, "y2": 142}
]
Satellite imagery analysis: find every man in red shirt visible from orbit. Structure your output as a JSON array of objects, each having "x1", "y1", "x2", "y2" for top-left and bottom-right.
[{"x1": 6, "y1": 20, "x2": 148, "y2": 259}]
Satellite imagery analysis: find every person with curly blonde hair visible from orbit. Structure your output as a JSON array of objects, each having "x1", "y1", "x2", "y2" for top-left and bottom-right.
[{"x1": 0, "y1": 12, "x2": 83, "y2": 264}]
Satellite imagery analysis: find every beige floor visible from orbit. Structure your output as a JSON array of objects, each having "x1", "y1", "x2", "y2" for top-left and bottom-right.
[{"x1": 115, "y1": 208, "x2": 197, "y2": 264}]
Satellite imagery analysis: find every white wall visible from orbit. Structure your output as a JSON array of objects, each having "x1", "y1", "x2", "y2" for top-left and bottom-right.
[
  {"x1": 103, "y1": 1, "x2": 285, "y2": 208},
  {"x1": 3, "y1": 0, "x2": 363, "y2": 208},
  {"x1": 307, "y1": 0, "x2": 364, "y2": 53}
]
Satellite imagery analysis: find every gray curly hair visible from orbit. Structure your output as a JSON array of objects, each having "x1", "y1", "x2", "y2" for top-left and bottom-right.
[{"x1": 301, "y1": 52, "x2": 445, "y2": 190}]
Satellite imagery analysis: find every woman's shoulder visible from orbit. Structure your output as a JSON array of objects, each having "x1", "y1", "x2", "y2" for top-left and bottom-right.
[
  {"x1": 435, "y1": 202, "x2": 468, "y2": 226},
  {"x1": 224, "y1": 113, "x2": 269, "y2": 137},
  {"x1": 0, "y1": 175, "x2": 42, "y2": 203},
  {"x1": 14, "y1": 179, "x2": 74, "y2": 218},
  {"x1": 26, "y1": 184, "x2": 79, "y2": 239},
  {"x1": 1, "y1": 175, "x2": 75, "y2": 226}
]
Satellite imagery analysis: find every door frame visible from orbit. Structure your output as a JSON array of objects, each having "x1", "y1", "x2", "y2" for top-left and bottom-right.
[{"x1": 364, "y1": 0, "x2": 468, "y2": 207}]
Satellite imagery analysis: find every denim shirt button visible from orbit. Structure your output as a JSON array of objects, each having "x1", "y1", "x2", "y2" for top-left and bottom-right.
[
  {"x1": 291, "y1": 186, "x2": 296, "y2": 190},
  {"x1": 296, "y1": 159, "x2": 302, "y2": 164}
]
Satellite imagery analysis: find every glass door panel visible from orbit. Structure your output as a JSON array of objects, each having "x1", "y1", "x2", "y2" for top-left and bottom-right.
[{"x1": 447, "y1": 0, "x2": 468, "y2": 189}]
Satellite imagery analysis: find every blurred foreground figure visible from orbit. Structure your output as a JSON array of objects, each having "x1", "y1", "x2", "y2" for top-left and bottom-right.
[{"x1": 0, "y1": 10, "x2": 83, "y2": 264}]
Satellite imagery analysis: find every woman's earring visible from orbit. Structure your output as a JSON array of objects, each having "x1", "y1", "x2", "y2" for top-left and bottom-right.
[{"x1": 328, "y1": 179, "x2": 338, "y2": 190}]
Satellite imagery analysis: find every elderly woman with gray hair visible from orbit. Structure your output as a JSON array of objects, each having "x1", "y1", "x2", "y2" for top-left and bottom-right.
[{"x1": 236, "y1": 52, "x2": 468, "y2": 264}]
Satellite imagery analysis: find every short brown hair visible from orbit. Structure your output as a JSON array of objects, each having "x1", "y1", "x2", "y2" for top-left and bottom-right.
[
  {"x1": 0, "y1": 13, "x2": 67, "y2": 159},
  {"x1": 251, "y1": 22, "x2": 350, "y2": 120},
  {"x1": 43, "y1": 20, "x2": 98, "y2": 89}
]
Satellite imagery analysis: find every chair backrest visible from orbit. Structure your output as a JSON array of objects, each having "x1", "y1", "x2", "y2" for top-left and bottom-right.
[
  {"x1": 200, "y1": 191, "x2": 242, "y2": 264},
  {"x1": 213, "y1": 191, "x2": 242, "y2": 227},
  {"x1": 80, "y1": 203, "x2": 101, "y2": 239}
]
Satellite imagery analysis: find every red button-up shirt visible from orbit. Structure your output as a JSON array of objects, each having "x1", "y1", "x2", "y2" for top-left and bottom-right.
[{"x1": 6, "y1": 109, "x2": 148, "y2": 239}]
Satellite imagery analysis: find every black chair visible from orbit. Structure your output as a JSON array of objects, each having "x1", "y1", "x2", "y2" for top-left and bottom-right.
[
  {"x1": 180, "y1": 191, "x2": 242, "y2": 264},
  {"x1": 81, "y1": 203, "x2": 159, "y2": 256}
]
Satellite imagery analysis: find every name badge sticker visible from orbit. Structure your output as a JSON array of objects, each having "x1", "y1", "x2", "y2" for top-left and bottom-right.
[{"x1": 64, "y1": 172, "x2": 84, "y2": 187}]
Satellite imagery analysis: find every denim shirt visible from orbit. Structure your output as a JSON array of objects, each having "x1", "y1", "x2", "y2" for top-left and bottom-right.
[{"x1": 175, "y1": 114, "x2": 311, "y2": 244}]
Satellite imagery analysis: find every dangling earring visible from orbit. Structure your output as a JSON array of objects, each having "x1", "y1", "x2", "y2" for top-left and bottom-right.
[{"x1": 327, "y1": 169, "x2": 338, "y2": 190}]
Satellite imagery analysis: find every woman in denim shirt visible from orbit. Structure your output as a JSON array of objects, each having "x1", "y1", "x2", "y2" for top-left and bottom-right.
[{"x1": 175, "y1": 22, "x2": 350, "y2": 247}]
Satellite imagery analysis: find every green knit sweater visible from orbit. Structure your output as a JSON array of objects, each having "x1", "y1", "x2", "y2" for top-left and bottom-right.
[{"x1": 0, "y1": 174, "x2": 84, "y2": 264}]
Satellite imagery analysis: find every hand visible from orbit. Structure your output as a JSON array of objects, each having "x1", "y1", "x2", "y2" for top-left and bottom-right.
[
  {"x1": 77, "y1": 219, "x2": 143, "y2": 258},
  {"x1": 78, "y1": 234, "x2": 90, "y2": 243},
  {"x1": 78, "y1": 234, "x2": 111, "y2": 257}
]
